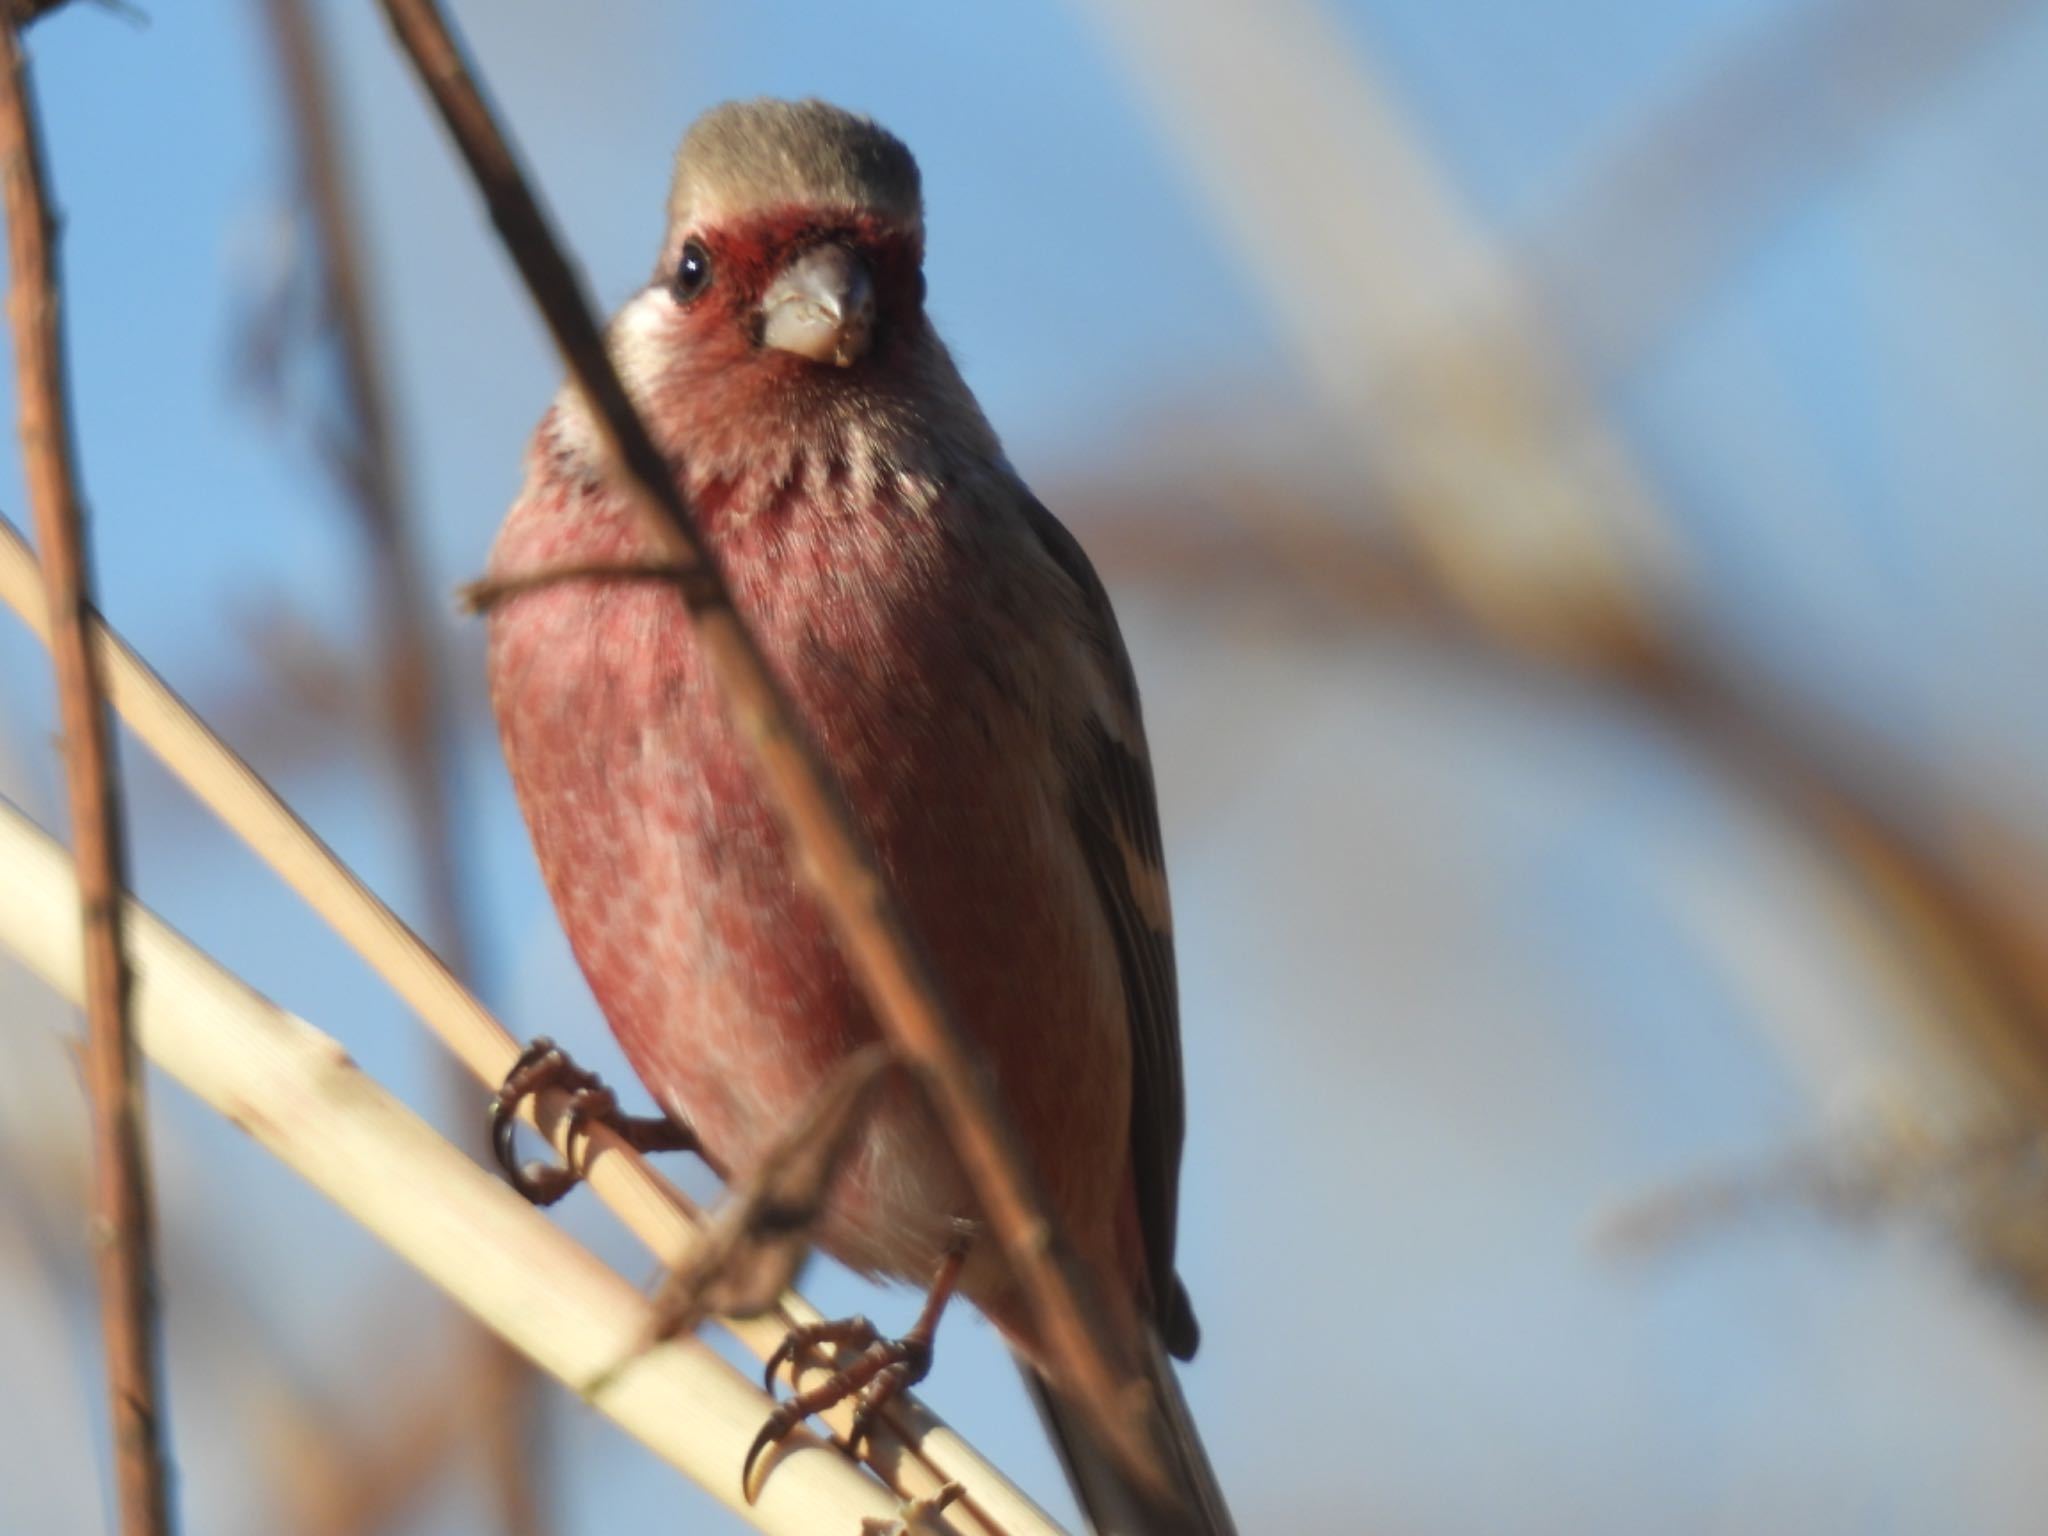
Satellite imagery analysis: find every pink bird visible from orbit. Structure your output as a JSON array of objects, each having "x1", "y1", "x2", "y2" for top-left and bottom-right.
[{"x1": 485, "y1": 98, "x2": 1229, "y2": 1532}]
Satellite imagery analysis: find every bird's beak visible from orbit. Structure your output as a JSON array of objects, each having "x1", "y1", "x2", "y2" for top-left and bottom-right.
[{"x1": 759, "y1": 244, "x2": 875, "y2": 367}]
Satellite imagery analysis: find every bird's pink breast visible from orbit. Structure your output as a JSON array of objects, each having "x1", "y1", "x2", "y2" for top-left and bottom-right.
[{"x1": 487, "y1": 454, "x2": 1132, "y2": 1295}]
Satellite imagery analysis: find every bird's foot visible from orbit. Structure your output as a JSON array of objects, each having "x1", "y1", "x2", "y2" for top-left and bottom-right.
[
  {"x1": 489, "y1": 1036, "x2": 696, "y2": 1206},
  {"x1": 743, "y1": 1242, "x2": 967, "y2": 1501},
  {"x1": 745, "y1": 1318, "x2": 933, "y2": 1498}
]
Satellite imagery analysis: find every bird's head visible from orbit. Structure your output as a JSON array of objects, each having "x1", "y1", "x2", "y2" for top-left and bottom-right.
[
  {"x1": 595, "y1": 100, "x2": 934, "y2": 448},
  {"x1": 662, "y1": 98, "x2": 924, "y2": 367}
]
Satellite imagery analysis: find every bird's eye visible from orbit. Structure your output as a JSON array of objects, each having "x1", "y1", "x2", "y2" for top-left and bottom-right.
[{"x1": 673, "y1": 239, "x2": 712, "y2": 302}]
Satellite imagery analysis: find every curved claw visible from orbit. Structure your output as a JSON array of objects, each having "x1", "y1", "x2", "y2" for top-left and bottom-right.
[
  {"x1": 742, "y1": 1402, "x2": 808, "y2": 1503},
  {"x1": 760, "y1": 1314, "x2": 877, "y2": 1395},
  {"x1": 743, "y1": 1314, "x2": 939, "y2": 1501},
  {"x1": 761, "y1": 1334, "x2": 801, "y2": 1396},
  {"x1": 743, "y1": 1245, "x2": 964, "y2": 1499},
  {"x1": 489, "y1": 1037, "x2": 693, "y2": 1208},
  {"x1": 490, "y1": 1037, "x2": 582, "y2": 1207},
  {"x1": 489, "y1": 1038, "x2": 558, "y2": 1152},
  {"x1": 510, "y1": 1158, "x2": 579, "y2": 1205}
]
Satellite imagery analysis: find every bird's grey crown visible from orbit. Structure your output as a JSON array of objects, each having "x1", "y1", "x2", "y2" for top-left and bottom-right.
[{"x1": 668, "y1": 98, "x2": 923, "y2": 235}]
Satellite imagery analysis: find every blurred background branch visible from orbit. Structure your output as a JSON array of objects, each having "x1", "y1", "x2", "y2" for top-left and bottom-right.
[
  {"x1": 1079, "y1": 0, "x2": 2048, "y2": 1298},
  {"x1": 251, "y1": 0, "x2": 543, "y2": 1527},
  {"x1": 1522, "y1": 0, "x2": 2045, "y2": 382},
  {"x1": 1080, "y1": 0, "x2": 1677, "y2": 657}
]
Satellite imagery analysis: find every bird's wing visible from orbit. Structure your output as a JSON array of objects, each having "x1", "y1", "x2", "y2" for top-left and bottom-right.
[{"x1": 1019, "y1": 495, "x2": 1197, "y2": 1358}]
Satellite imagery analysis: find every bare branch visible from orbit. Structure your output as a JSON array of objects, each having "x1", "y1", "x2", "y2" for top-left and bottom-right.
[
  {"x1": 0, "y1": 17, "x2": 171, "y2": 1532},
  {"x1": 256, "y1": 0, "x2": 544, "y2": 1525}
]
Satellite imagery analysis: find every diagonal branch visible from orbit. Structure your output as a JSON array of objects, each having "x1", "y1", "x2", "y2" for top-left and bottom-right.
[
  {"x1": 371, "y1": 0, "x2": 1155, "y2": 1482},
  {"x1": 0, "y1": 17, "x2": 171, "y2": 1534}
]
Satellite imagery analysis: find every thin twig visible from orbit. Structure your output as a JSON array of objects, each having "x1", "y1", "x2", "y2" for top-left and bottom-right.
[
  {"x1": 0, "y1": 511, "x2": 1058, "y2": 1536},
  {"x1": 1597, "y1": 1114, "x2": 2047, "y2": 1259},
  {"x1": 257, "y1": 0, "x2": 543, "y2": 1526},
  {"x1": 0, "y1": 17, "x2": 172, "y2": 1534},
  {"x1": 372, "y1": 0, "x2": 1153, "y2": 1480}
]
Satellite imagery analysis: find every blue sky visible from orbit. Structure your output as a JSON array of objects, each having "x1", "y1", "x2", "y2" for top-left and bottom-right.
[{"x1": 5, "y1": 2, "x2": 2048, "y2": 1532}]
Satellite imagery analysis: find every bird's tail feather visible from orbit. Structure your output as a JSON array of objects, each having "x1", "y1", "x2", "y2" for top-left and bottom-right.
[{"x1": 1019, "y1": 1330, "x2": 1237, "y2": 1536}]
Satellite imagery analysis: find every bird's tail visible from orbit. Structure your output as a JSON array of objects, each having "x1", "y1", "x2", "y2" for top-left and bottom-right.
[{"x1": 1019, "y1": 1329, "x2": 1237, "y2": 1536}]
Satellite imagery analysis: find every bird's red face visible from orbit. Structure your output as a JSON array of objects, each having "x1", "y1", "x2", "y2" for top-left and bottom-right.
[{"x1": 640, "y1": 208, "x2": 928, "y2": 417}]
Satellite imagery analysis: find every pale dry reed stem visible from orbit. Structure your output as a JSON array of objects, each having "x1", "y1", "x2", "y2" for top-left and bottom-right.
[{"x1": 0, "y1": 801, "x2": 905, "y2": 1536}]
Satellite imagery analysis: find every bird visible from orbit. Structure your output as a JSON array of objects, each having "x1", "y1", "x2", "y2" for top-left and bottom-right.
[{"x1": 483, "y1": 97, "x2": 1231, "y2": 1533}]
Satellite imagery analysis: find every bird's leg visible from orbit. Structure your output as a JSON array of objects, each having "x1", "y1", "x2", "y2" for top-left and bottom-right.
[
  {"x1": 743, "y1": 1238, "x2": 970, "y2": 1500},
  {"x1": 489, "y1": 1036, "x2": 697, "y2": 1206}
]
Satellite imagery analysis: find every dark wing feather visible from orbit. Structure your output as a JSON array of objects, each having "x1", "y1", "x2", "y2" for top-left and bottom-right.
[{"x1": 1021, "y1": 496, "x2": 1198, "y2": 1359}]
